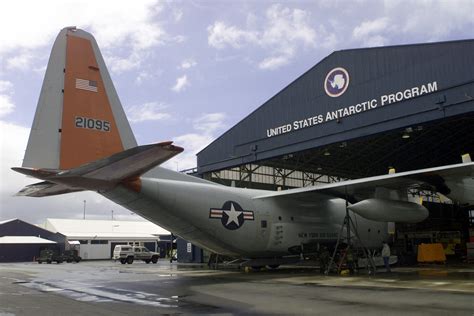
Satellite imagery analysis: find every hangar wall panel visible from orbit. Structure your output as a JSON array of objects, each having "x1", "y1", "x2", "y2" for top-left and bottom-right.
[{"x1": 0, "y1": 244, "x2": 58, "y2": 262}]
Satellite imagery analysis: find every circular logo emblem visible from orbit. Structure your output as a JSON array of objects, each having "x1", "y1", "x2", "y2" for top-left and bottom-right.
[
  {"x1": 209, "y1": 201, "x2": 255, "y2": 230},
  {"x1": 220, "y1": 201, "x2": 244, "y2": 230},
  {"x1": 324, "y1": 67, "x2": 349, "y2": 97}
]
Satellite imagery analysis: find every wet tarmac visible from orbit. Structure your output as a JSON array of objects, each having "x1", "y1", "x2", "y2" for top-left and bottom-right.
[{"x1": 0, "y1": 261, "x2": 473, "y2": 315}]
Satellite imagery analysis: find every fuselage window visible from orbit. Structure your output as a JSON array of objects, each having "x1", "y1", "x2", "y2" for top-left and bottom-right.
[
  {"x1": 278, "y1": 216, "x2": 282, "y2": 221},
  {"x1": 261, "y1": 220, "x2": 267, "y2": 228}
]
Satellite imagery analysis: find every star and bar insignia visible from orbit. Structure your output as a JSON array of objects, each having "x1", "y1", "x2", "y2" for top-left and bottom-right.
[{"x1": 209, "y1": 201, "x2": 254, "y2": 230}]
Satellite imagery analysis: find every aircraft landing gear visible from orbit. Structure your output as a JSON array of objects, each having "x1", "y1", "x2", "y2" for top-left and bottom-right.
[{"x1": 325, "y1": 198, "x2": 376, "y2": 275}]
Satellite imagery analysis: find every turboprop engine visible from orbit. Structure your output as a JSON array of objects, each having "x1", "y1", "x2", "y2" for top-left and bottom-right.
[{"x1": 348, "y1": 198, "x2": 429, "y2": 223}]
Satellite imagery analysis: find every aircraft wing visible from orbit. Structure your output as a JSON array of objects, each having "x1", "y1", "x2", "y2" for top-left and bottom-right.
[{"x1": 253, "y1": 162, "x2": 474, "y2": 205}]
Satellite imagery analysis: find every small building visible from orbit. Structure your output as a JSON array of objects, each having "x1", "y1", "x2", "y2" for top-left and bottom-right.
[
  {"x1": 0, "y1": 236, "x2": 57, "y2": 262},
  {"x1": 177, "y1": 238, "x2": 204, "y2": 263},
  {"x1": 43, "y1": 218, "x2": 170, "y2": 260},
  {"x1": 0, "y1": 219, "x2": 66, "y2": 262}
]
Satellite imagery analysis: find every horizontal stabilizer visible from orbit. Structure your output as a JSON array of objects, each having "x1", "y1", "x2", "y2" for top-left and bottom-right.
[
  {"x1": 13, "y1": 141, "x2": 183, "y2": 194},
  {"x1": 11, "y1": 168, "x2": 60, "y2": 179},
  {"x1": 16, "y1": 181, "x2": 84, "y2": 197}
]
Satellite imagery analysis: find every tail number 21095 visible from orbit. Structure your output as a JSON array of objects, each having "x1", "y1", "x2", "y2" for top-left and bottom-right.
[{"x1": 75, "y1": 116, "x2": 110, "y2": 132}]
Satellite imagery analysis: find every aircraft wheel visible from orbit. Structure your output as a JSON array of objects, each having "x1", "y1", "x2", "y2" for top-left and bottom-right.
[
  {"x1": 120, "y1": 258, "x2": 126, "y2": 264},
  {"x1": 145, "y1": 259, "x2": 151, "y2": 264},
  {"x1": 126, "y1": 256, "x2": 134, "y2": 264},
  {"x1": 151, "y1": 256, "x2": 158, "y2": 264}
]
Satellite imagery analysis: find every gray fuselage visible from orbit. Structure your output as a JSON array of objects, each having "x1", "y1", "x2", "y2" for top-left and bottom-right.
[{"x1": 102, "y1": 167, "x2": 388, "y2": 258}]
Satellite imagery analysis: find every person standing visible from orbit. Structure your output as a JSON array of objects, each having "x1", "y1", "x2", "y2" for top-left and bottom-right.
[{"x1": 382, "y1": 241, "x2": 391, "y2": 272}]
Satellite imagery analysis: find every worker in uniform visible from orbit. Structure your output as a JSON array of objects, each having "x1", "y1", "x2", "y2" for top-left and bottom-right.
[
  {"x1": 382, "y1": 241, "x2": 391, "y2": 272},
  {"x1": 346, "y1": 246, "x2": 355, "y2": 275}
]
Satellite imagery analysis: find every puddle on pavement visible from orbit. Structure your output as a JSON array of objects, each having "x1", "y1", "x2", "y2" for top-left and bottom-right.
[{"x1": 18, "y1": 280, "x2": 180, "y2": 307}]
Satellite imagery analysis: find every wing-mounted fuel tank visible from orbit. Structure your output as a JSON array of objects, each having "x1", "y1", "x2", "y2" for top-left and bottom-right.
[{"x1": 348, "y1": 198, "x2": 428, "y2": 223}]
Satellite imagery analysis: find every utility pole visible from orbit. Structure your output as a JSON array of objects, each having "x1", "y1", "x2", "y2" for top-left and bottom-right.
[
  {"x1": 83, "y1": 200, "x2": 86, "y2": 219},
  {"x1": 111, "y1": 210, "x2": 114, "y2": 221}
]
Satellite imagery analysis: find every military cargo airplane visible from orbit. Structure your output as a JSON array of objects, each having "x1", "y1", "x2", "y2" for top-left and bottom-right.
[{"x1": 13, "y1": 27, "x2": 474, "y2": 267}]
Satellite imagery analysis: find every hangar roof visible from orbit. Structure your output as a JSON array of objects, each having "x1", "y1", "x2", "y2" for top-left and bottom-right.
[
  {"x1": 197, "y1": 39, "x2": 474, "y2": 180},
  {"x1": 43, "y1": 218, "x2": 170, "y2": 240},
  {"x1": 0, "y1": 219, "x2": 15, "y2": 225},
  {"x1": 0, "y1": 218, "x2": 66, "y2": 242},
  {"x1": 0, "y1": 236, "x2": 56, "y2": 244}
]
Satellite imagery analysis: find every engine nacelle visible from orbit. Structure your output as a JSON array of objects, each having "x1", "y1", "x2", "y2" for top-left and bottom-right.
[{"x1": 348, "y1": 198, "x2": 429, "y2": 223}]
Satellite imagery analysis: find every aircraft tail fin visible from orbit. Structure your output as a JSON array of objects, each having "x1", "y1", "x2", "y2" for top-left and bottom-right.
[
  {"x1": 22, "y1": 26, "x2": 137, "y2": 171},
  {"x1": 13, "y1": 142, "x2": 183, "y2": 196}
]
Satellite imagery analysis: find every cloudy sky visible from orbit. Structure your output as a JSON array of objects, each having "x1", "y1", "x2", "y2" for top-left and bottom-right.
[{"x1": 0, "y1": 0, "x2": 473, "y2": 224}]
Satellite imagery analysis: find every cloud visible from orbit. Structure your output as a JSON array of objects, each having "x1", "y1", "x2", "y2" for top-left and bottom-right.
[
  {"x1": 126, "y1": 102, "x2": 171, "y2": 123},
  {"x1": 164, "y1": 113, "x2": 227, "y2": 171},
  {"x1": 0, "y1": 80, "x2": 15, "y2": 118},
  {"x1": 6, "y1": 52, "x2": 34, "y2": 70},
  {"x1": 382, "y1": 0, "x2": 474, "y2": 40},
  {"x1": 0, "y1": 0, "x2": 163, "y2": 52},
  {"x1": 207, "y1": 4, "x2": 317, "y2": 70},
  {"x1": 0, "y1": 95, "x2": 14, "y2": 118},
  {"x1": 258, "y1": 55, "x2": 291, "y2": 70},
  {"x1": 351, "y1": 1, "x2": 474, "y2": 47},
  {"x1": 0, "y1": 0, "x2": 180, "y2": 75},
  {"x1": 167, "y1": 133, "x2": 215, "y2": 171},
  {"x1": 179, "y1": 59, "x2": 197, "y2": 69},
  {"x1": 105, "y1": 53, "x2": 142, "y2": 74},
  {"x1": 171, "y1": 75, "x2": 189, "y2": 92},
  {"x1": 173, "y1": 9, "x2": 183, "y2": 22},
  {"x1": 261, "y1": 5, "x2": 316, "y2": 48},
  {"x1": 0, "y1": 80, "x2": 13, "y2": 93},
  {"x1": 193, "y1": 112, "x2": 226, "y2": 133},
  {"x1": 135, "y1": 71, "x2": 151, "y2": 85},
  {"x1": 0, "y1": 121, "x2": 32, "y2": 194},
  {"x1": 208, "y1": 21, "x2": 259, "y2": 49},
  {"x1": 352, "y1": 17, "x2": 390, "y2": 47},
  {"x1": 320, "y1": 32, "x2": 338, "y2": 50}
]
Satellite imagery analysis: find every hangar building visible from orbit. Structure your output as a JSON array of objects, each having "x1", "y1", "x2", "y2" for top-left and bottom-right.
[
  {"x1": 196, "y1": 40, "x2": 474, "y2": 260},
  {"x1": 43, "y1": 218, "x2": 171, "y2": 260},
  {"x1": 0, "y1": 219, "x2": 66, "y2": 262},
  {"x1": 197, "y1": 39, "x2": 473, "y2": 189}
]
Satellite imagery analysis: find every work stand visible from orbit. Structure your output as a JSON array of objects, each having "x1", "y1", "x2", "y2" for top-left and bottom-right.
[{"x1": 325, "y1": 202, "x2": 377, "y2": 275}]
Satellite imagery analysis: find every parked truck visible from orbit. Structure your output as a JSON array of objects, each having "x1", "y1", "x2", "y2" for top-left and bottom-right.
[
  {"x1": 37, "y1": 249, "x2": 63, "y2": 264},
  {"x1": 113, "y1": 245, "x2": 159, "y2": 264}
]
